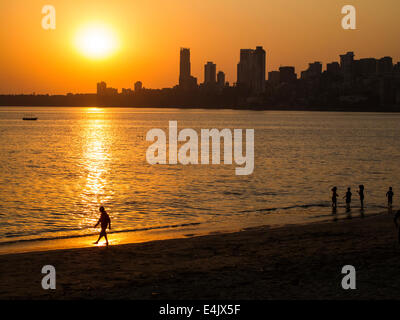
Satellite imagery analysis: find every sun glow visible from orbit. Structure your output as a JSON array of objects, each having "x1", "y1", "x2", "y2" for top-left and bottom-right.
[{"x1": 75, "y1": 24, "x2": 119, "y2": 59}]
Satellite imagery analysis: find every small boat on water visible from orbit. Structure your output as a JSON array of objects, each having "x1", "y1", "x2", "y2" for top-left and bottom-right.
[{"x1": 22, "y1": 114, "x2": 38, "y2": 120}]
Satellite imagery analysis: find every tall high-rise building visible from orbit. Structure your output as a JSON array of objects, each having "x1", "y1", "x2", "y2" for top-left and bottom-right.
[
  {"x1": 326, "y1": 62, "x2": 341, "y2": 77},
  {"x1": 134, "y1": 81, "x2": 143, "y2": 92},
  {"x1": 97, "y1": 81, "x2": 118, "y2": 95},
  {"x1": 340, "y1": 51, "x2": 355, "y2": 84},
  {"x1": 237, "y1": 49, "x2": 253, "y2": 86},
  {"x1": 253, "y1": 46, "x2": 266, "y2": 93},
  {"x1": 355, "y1": 58, "x2": 377, "y2": 76},
  {"x1": 279, "y1": 66, "x2": 297, "y2": 83},
  {"x1": 97, "y1": 81, "x2": 107, "y2": 95},
  {"x1": 377, "y1": 56, "x2": 393, "y2": 74},
  {"x1": 237, "y1": 46, "x2": 266, "y2": 93},
  {"x1": 204, "y1": 62, "x2": 216, "y2": 85},
  {"x1": 179, "y1": 48, "x2": 191, "y2": 84},
  {"x1": 179, "y1": 48, "x2": 197, "y2": 89},
  {"x1": 217, "y1": 71, "x2": 225, "y2": 88},
  {"x1": 301, "y1": 62, "x2": 322, "y2": 80}
]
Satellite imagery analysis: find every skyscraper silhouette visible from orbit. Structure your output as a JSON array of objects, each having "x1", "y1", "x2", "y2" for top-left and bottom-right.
[
  {"x1": 97, "y1": 81, "x2": 107, "y2": 95},
  {"x1": 204, "y1": 62, "x2": 217, "y2": 86},
  {"x1": 279, "y1": 66, "x2": 297, "y2": 84},
  {"x1": 179, "y1": 48, "x2": 197, "y2": 89},
  {"x1": 180, "y1": 48, "x2": 191, "y2": 84},
  {"x1": 134, "y1": 81, "x2": 143, "y2": 91},
  {"x1": 301, "y1": 62, "x2": 322, "y2": 80},
  {"x1": 217, "y1": 71, "x2": 225, "y2": 88},
  {"x1": 237, "y1": 46, "x2": 266, "y2": 93},
  {"x1": 377, "y1": 56, "x2": 393, "y2": 74},
  {"x1": 340, "y1": 51, "x2": 355, "y2": 85}
]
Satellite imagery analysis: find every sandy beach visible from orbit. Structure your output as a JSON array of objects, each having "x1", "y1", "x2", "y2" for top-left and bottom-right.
[{"x1": 1, "y1": 211, "x2": 400, "y2": 300}]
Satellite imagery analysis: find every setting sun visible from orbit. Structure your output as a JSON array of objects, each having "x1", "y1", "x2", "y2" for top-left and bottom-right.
[{"x1": 75, "y1": 24, "x2": 119, "y2": 59}]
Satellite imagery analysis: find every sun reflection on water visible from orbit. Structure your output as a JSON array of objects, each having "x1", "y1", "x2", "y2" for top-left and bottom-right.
[
  {"x1": 79, "y1": 110, "x2": 114, "y2": 229},
  {"x1": 85, "y1": 107, "x2": 103, "y2": 114}
]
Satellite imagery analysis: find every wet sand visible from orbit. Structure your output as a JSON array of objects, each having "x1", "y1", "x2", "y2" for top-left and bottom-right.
[{"x1": 1, "y1": 212, "x2": 399, "y2": 299}]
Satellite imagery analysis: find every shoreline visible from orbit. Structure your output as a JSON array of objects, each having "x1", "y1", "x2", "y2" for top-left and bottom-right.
[
  {"x1": 0, "y1": 206, "x2": 380, "y2": 256},
  {"x1": 1, "y1": 210, "x2": 399, "y2": 299}
]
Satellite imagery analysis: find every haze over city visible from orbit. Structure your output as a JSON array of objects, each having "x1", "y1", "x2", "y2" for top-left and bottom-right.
[{"x1": 1, "y1": 0, "x2": 400, "y2": 94}]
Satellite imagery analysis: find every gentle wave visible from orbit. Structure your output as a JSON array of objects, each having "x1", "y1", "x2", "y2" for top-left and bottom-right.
[
  {"x1": 239, "y1": 203, "x2": 330, "y2": 214},
  {"x1": 240, "y1": 203, "x2": 388, "y2": 214},
  {"x1": 0, "y1": 222, "x2": 201, "y2": 246}
]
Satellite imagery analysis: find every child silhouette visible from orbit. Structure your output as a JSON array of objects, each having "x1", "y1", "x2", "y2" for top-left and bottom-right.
[
  {"x1": 386, "y1": 187, "x2": 394, "y2": 209},
  {"x1": 344, "y1": 187, "x2": 352, "y2": 211},
  {"x1": 331, "y1": 187, "x2": 338, "y2": 210},
  {"x1": 357, "y1": 185, "x2": 365, "y2": 210}
]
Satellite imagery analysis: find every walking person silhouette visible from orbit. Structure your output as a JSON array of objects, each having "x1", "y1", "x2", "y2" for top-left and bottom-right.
[
  {"x1": 344, "y1": 187, "x2": 352, "y2": 212},
  {"x1": 94, "y1": 206, "x2": 111, "y2": 246},
  {"x1": 358, "y1": 185, "x2": 365, "y2": 210}
]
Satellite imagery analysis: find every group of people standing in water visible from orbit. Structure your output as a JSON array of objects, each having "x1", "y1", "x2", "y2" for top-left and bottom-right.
[
  {"x1": 331, "y1": 185, "x2": 400, "y2": 243},
  {"x1": 331, "y1": 185, "x2": 394, "y2": 212}
]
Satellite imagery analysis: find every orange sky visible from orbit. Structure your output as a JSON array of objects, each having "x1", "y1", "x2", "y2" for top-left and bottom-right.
[{"x1": 0, "y1": 0, "x2": 399, "y2": 94}]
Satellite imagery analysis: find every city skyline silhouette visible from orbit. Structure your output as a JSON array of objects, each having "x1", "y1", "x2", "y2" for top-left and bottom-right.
[
  {"x1": 1, "y1": 0, "x2": 400, "y2": 94},
  {"x1": 1, "y1": 47, "x2": 400, "y2": 110}
]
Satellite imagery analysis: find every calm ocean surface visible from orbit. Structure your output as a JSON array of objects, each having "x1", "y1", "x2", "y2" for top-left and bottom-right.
[{"x1": 0, "y1": 107, "x2": 399, "y2": 244}]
